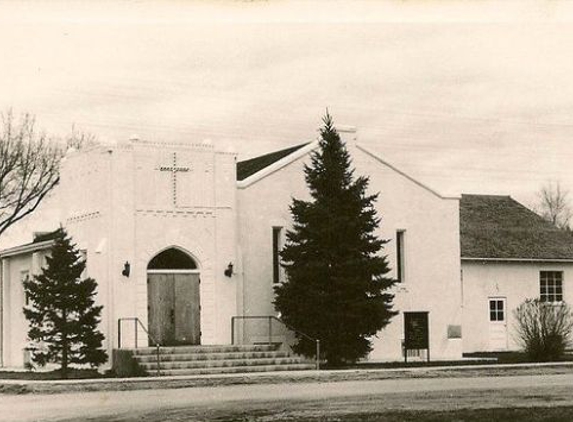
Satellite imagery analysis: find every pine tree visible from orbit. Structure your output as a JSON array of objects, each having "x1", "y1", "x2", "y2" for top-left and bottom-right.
[
  {"x1": 23, "y1": 228, "x2": 107, "y2": 377},
  {"x1": 274, "y1": 112, "x2": 397, "y2": 366}
]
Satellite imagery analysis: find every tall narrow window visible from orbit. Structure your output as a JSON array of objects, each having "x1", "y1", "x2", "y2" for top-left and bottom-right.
[
  {"x1": 396, "y1": 230, "x2": 405, "y2": 283},
  {"x1": 540, "y1": 271, "x2": 563, "y2": 303},
  {"x1": 489, "y1": 299, "x2": 505, "y2": 321},
  {"x1": 272, "y1": 227, "x2": 283, "y2": 284}
]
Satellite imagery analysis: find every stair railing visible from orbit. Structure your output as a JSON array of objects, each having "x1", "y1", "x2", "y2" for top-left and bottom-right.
[
  {"x1": 231, "y1": 315, "x2": 321, "y2": 370},
  {"x1": 118, "y1": 317, "x2": 161, "y2": 377}
]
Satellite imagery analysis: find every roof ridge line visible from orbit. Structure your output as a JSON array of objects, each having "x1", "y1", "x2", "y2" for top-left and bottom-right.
[{"x1": 237, "y1": 141, "x2": 318, "y2": 187}]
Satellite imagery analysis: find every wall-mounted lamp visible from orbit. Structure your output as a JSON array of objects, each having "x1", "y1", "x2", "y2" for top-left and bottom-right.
[
  {"x1": 122, "y1": 261, "x2": 131, "y2": 278},
  {"x1": 224, "y1": 262, "x2": 233, "y2": 278}
]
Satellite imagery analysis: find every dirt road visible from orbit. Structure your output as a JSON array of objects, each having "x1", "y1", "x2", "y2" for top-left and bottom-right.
[{"x1": 2, "y1": 373, "x2": 573, "y2": 421}]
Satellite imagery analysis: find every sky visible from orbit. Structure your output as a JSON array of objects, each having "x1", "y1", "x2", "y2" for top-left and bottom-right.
[{"x1": 2, "y1": 0, "x2": 573, "y2": 207}]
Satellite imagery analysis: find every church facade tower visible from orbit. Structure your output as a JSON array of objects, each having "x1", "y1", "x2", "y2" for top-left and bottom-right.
[{"x1": 59, "y1": 139, "x2": 239, "y2": 357}]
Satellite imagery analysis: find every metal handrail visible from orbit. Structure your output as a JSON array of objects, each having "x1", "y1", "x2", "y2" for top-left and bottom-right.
[
  {"x1": 231, "y1": 315, "x2": 321, "y2": 370},
  {"x1": 118, "y1": 317, "x2": 161, "y2": 377}
]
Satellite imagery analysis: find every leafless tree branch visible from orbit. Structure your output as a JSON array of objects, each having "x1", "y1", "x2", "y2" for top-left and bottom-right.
[
  {"x1": 65, "y1": 124, "x2": 98, "y2": 150},
  {"x1": 536, "y1": 181, "x2": 572, "y2": 231},
  {"x1": 0, "y1": 110, "x2": 62, "y2": 239}
]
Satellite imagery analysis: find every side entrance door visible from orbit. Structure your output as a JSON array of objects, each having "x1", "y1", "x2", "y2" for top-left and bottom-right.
[
  {"x1": 488, "y1": 297, "x2": 508, "y2": 351},
  {"x1": 148, "y1": 273, "x2": 201, "y2": 346}
]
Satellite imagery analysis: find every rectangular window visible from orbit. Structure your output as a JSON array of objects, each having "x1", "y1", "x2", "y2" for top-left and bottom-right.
[
  {"x1": 540, "y1": 271, "x2": 563, "y2": 303},
  {"x1": 272, "y1": 227, "x2": 283, "y2": 284},
  {"x1": 489, "y1": 299, "x2": 505, "y2": 322},
  {"x1": 396, "y1": 230, "x2": 405, "y2": 283}
]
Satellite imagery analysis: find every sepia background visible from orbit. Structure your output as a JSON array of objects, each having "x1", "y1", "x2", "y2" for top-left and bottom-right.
[{"x1": 1, "y1": 0, "x2": 572, "y2": 211}]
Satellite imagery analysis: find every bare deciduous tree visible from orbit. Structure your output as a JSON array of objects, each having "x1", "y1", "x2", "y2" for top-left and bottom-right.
[
  {"x1": 0, "y1": 111, "x2": 62, "y2": 238},
  {"x1": 65, "y1": 123, "x2": 98, "y2": 150},
  {"x1": 536, "y1": 181, "x2": 572, "y2": 230}
]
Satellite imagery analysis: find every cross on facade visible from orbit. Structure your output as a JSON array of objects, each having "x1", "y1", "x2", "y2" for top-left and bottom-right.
[{"x1": 159, "y1": 152, "x2": 190, "y2": 206}]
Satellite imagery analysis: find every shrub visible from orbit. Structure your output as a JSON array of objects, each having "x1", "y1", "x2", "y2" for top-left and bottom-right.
[{"x1": 513, "y1": 298, "x2": 573, "y2": 361}]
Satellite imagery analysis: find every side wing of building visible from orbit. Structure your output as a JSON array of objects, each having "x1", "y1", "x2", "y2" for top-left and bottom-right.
[
  {"x1": 237, "y1": 141, "x2": 462, "y2": 361},
  {"x1": 460, "y1": 194, "x2": 573, "y2": 353}
]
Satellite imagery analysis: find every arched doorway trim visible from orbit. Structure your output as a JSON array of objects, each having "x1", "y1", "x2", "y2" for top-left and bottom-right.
[{"x1": 147, "y1": 246, "x2": 200, "y2": 272}]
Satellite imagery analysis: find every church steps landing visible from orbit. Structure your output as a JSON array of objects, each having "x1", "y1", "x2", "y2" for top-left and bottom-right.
[
  {"x1": 117, "y1": 344, "x2": 315, "y2": 376},
  {"x1": 152, "y1": 363, "x2": 316, "y2": 377},
  {"x1": 139, "y1": 357, "x2": 307, "y2": 370},
  {"x1": 135, "y1": 350, "x2": 291, "y2": 362},
  {"x1": 129, "y1": 344, "x2": 277, "y2": 355}
]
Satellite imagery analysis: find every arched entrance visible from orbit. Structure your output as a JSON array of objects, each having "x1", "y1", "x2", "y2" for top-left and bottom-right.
[{"x1": 147, "y1": 248, "x2": 201, "y2": 346}]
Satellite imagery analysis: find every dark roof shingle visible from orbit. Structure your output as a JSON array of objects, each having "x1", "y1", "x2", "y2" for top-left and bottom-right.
[
  {"x1": 236, "y1": 143, "x2": 309, "y2": 181},
  {"x1": 460, "y1": 194, "x2": 573, "y2": 260},
  {"x1": 33, "y1": 230, "x2": 60, "y2": 243}
]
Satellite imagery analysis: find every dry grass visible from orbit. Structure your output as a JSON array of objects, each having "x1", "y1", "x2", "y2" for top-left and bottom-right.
[
  {"x1": 66, "y1": 402, "x2": 573, "y2": 422},
  {"x1": 0, "y1": 368, "x2": 103, "y2": 381}
]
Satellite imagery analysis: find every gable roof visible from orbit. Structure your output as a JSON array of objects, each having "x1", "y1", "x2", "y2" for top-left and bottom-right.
[
  {"x1": 236, "y1": 143, "x2": 309, "y2": 181},
  {"x1": 460, "y1": 194, "x2": 573, "y2": 261}
]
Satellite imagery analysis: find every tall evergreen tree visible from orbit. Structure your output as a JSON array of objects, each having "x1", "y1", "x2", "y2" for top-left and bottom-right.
[
  {"x1": 274, "y1": 112, "x2": 397, "y2": 366},
  {"x1": 23, "y1": 228, "x2": 107, "y2": 377}
]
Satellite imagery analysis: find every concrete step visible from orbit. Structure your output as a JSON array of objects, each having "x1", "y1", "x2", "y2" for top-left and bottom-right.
[
  {"x1": 131, "y1": 344, "x2": 278, "y2": 356},
  {"x1": 140, "y1": 357, "x2": 307, "y2": 370},
  {"x1": 154, "y1": 363, "x2": 317, "y2": 376},
  {"x1": 135, "y1": 350, "x2": 291, "y2": 363},
  {"x1": 116, "y1": 344, "x2": 315, "y2": 376}
]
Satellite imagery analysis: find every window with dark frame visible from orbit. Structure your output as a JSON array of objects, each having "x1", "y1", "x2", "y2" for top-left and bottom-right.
[
  {"x1": 489, "y1": 299, "x2": 505, "y2": 322},
  {"x1": 396, "y1": 230, "x2": 405, "y2": 283},
  {"x1": 272, "y1": 227, "x2": 283, "y2": 284},
  {"x1": 540, "y1": 271, "x2": 563, "y2": 303}
]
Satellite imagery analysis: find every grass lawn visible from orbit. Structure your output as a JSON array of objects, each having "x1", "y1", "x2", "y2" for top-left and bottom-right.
[
  {"x1": 87, "y1": 406, "x2": 573, "y2": 422},
  {"x1": 464, "y1": 351, "x2": 573, "y2": 364},
  {"x1": 234, "y1": 407, "x2": 572, "y2": 422},
  {"x1": 266, "y1": 407, "x2": 572, "y2": 422},
  {"x1": 0, "y1": 368, "x2": 103, "y2": 380},
  {"x1": 334, "y1": 351, "x2": 573, "y2": 370},
  {"x1": 1, "y1": 351, "x2": 571, "y2": 381},
  {"x1": 305, "y1": 407, "x2": 573, "y2": 422}
]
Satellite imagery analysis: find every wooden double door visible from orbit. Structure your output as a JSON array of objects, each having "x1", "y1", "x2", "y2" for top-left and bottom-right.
[{"x1": 147, "y1": 273, "x2": 201, "y2": 346}]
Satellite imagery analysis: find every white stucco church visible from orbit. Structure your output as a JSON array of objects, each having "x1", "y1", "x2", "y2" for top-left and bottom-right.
[{"x1": 1, "y1": 129, "x2": 572, "y2": 370}]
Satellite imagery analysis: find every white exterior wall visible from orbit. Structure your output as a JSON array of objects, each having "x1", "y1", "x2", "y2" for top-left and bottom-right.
[
  {"x1": 0, "y1": 249, "x2": 50, "y2": 367},
  {"x1": 1, "y1": 135, "x2": 465, "y2": 366},
  {"x1": 462, "y1": 260, "x2": 573, "y2": 353},
  {"x1": 1, "y1": 139, "x2": 239, "y2": 368},
  {"x1": 237, "y1": 149, "x2": 309, "y2": 345},
  {"x1": 60, "y1": 141, "x2": 239, "y2": 360},
  {"x1": 60, "y1": 147, "x2": 115, "y2": 362},
  {"x1": 352, "y1": 145, "x2": 462, "y2": 361},
  {"x1": 238, "y1": 141, "x2": 463, "y2": 361}
]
